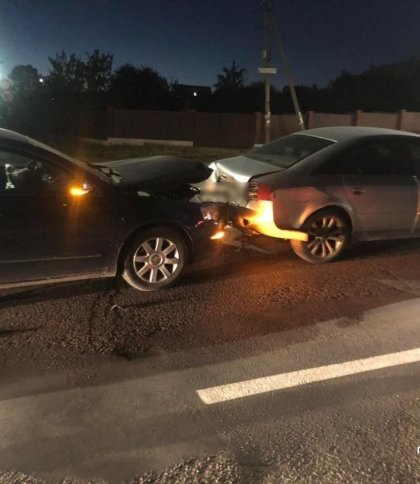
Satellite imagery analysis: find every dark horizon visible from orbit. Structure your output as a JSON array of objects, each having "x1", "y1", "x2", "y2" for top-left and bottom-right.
[{"x1": 1, "y1": 0, "x2": 420, "y2": 89}]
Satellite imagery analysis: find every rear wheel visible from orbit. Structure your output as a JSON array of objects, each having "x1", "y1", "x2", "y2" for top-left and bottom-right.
[
  {"x1": 290, "y1": 209, "x2": 350, "y2": 264},
  {"x1": 122, "y1": 227, "x2": 187, "y2": 291}
]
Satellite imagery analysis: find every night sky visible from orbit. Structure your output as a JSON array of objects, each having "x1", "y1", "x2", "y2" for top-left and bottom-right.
[{"x1": 1, "y1": 0, "x2": 420, "y2": 89}]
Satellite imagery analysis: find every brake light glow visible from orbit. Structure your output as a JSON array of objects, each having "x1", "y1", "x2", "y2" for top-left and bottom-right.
[
  {"x1": 243, "y1": 200, "x2": 308, "y2": 242},
  {"x1": 249, "y1": 182, "x2": 273, "y2": 201}
]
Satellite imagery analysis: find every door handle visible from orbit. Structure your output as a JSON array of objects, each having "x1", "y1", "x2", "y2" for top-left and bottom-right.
[{"x1": 351, "y1": 187, "x2": 365, "y2": 195}]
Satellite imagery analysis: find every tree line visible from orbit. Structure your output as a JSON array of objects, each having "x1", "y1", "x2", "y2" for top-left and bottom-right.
[{"x1": 1, "y1": 50, "x2": 420, "y2": 137}]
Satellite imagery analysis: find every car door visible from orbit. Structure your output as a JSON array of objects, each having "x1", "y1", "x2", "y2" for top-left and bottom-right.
[
  {"x1": 405, "y1": 139, "x2": 420, "y2": 233},
  {"x1": 0, "y1": 148, "x2": 117, "y2": 285},
  {"x1": 334, "y1": 138, "x2": 418, "y2": 235}
]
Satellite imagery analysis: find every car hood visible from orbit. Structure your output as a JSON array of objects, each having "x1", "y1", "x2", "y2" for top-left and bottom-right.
[
  {"x1": 93, "y1": 156, "x2": 213, "y2": 190},
  {"x1": 211, "y1": 155, "x2": 284, "y2": 182}
]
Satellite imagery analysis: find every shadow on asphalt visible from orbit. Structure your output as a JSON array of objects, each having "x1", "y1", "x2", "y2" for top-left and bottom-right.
[
  {"x1": 181, "y1": 237, "x2": 420, "y2": 288},
  {"x1": 343, "y1": 238, "x2": 420, "y2": 261},
  {"x1": 0, "y1": 278, "x2": 116, "y2": 310},
  {"x1": 180, "y1": 253, "x2": 285, "y2": 287},
  {"x1": 1, "y1": 238, "x2": 420, "y2": 308}
]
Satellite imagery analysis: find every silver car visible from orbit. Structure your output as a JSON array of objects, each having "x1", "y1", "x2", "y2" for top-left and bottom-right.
[{"x1": 207, "y1": 126, "x2": 420, "y2": 263}]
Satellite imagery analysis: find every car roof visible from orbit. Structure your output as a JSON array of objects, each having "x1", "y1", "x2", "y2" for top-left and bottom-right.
[
  {"x1": 0, "y1": 128, "x2": 32, "y2": 144},
  {"x1": 295, "y1": 126, "x2": 420, "y2": 142},
  {"x1": 0, "y1": 128, "x2": 95, "y2": 173},
  {"x1": 0, "y1": 128, "x2": 77, "y2": 163},
  {"x1": 0, "y1": 128, "x2": 61, "y2": 153}
]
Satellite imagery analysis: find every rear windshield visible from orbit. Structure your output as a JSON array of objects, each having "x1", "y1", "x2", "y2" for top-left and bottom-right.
[{"x1": 246, "y1": 134, "x2": 334, "y2": 168}]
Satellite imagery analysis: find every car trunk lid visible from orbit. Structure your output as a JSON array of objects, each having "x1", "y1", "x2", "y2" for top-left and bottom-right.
[
  {"x1": 199, "y1": 155, "x2": 282, "y2": 206},
  {"x1": 212, "y1": 155, "x2": 284, "y2": 183}
]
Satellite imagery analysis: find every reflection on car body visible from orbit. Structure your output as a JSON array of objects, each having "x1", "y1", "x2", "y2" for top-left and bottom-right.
[{"x1": 0, "y1": 129, "x2": 224, "y2": 291}]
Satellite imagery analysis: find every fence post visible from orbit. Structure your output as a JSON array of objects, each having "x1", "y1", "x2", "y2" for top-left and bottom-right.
[
  {"x1": 306, "y1": 111, "x2": 314, "y2": 129},
  {"x1": 193, "y1": 110, "x2": 199, "y2": 147},
  {"x1": 254, "y1": 112, "x2": 262, "y2": 145},
  {"x1": 107, "y1": 107, "x2": 114, "y2": 139},
  {"x1": 354, "y1": 109, "x2": 362, "y2": 126},
  {"x1": 398, "y1": 109, "x2": 406, "y2": 130}
]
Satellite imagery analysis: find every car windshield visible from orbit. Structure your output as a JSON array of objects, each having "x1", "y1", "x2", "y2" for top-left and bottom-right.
[{"x1": 246, "y1": 134, "x2": 334, "y2": 168}]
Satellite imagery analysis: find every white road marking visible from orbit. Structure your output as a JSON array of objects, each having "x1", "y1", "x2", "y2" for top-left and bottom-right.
[{"x1": 197, "y1": 347, "x2": 420, "y2": 405}]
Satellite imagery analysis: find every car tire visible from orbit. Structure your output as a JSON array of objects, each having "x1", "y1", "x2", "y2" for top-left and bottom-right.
[
  {"x1": 122, "y1": 226, "x2": 188, "y2": 291},
  {"x1": 290, "y1": 209, "x2": 350, "y2": 264}
]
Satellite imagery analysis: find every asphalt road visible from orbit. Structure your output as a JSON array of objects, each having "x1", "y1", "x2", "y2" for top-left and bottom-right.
[{"x1": 0, "y1": 233, "x2": 419, "y2": 483}]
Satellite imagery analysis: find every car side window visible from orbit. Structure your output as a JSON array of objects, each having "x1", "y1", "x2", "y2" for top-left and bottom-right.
[
  {"x1": 316, "y1": 139, "x2": 413, "y2": 176},
  {"x1": 0, "y1": 151, "x2": 71, "y2": 194},
  {"x1": 406, "y1": 139, "x2": 420, "y2": 176}
]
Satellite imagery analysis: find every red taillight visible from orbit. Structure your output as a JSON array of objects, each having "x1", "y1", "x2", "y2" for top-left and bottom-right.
[{"x1": 248, "y1": 182, "x2": 273, "y2": 201}]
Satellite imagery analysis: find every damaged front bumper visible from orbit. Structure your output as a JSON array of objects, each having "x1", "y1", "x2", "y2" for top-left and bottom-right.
[
  {"x1": 219, "y1": 200, "x2": 308, "y2": 242},
  {"x1": 190, "y1": 205, "x2": 226, "y2": 261}
]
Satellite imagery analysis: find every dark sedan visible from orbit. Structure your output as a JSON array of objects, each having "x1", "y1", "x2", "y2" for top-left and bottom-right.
[{"x1": 0, "y1": 129, "x2": 224, "y2": 291}]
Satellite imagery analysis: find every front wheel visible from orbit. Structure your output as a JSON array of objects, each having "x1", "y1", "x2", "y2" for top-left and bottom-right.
[
  {"x1": 122, "y1": 227, "x2": 187, "y2": 291},
  {"x1": 290, "y1": 210, "x2": 350, "y2": 264}
]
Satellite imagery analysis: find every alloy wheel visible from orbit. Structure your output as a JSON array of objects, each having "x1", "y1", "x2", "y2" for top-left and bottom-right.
[
  {"x1": 133, "y1": 237, "x2": 179, "y2": 284},
  {"x1": 306, "y1": 215, "x2": 346, "y2": 259}
]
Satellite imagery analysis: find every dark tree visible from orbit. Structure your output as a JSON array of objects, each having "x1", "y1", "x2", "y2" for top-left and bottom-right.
[
  {"x1": 45, "y1": 50, "x2": 113, "y2": 107},
  {"x1": 9, "y1": 65, "x2": 41, "y2": 94},
  {"x1": 212, "y1": 61, "x2": 248, "y2": 112},
  {"x1": 318, "y1": 59, "x2": 420, "y2": 112},
  {"x1": 47, "y1": 51, "x2": 86, "y2": 94},
  {"x1": 214, "y1": 60, "x2": 247, "y2": 91},
  {"x1": 109, "y1": 64, "x2": 170, "y2": 110},
  {"x1": 41, "y1": 50, "x2": 114, "y2": 136},
  {"x1": 84, "y1": 50, "x2": 113, "y2": 109},
  {"x1": 279, "y1": 84, "x2": 321, "y2": 113},
  {"x1": 84, "y1": 50, "x2": 113, "y2": 94},
  {"x1": 2, "y1": 64, "x2": 49, "y2": 136}
]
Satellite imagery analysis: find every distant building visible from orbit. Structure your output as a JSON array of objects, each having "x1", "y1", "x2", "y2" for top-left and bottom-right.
[{"x1": 171, "y1": 83, "x2": 212, "y2": 109}]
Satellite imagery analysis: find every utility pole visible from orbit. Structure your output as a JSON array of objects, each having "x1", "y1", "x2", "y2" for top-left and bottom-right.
[
  {"x1": 262, "y1": 0, "x2": 272, "y2": 143},
  {"x1": 269, "y1": 8, "x2": 305, "y2": 130},
  {"x1": 259, "y1": 1, "x2": 305, "y2": 132}
]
